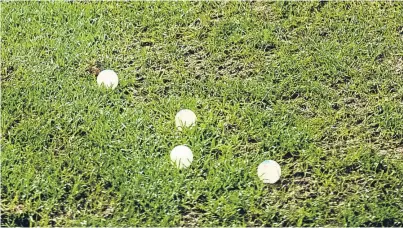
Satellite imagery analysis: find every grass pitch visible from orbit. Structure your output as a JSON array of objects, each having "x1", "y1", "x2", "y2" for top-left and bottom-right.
[{"x1": 1, "y1": 1, "x2": 403, "y2": 226}]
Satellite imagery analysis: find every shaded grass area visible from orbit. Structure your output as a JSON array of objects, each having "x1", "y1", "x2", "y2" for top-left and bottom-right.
[{"x1": 1, "y1": 1, "x2": 403, "y2": 226}]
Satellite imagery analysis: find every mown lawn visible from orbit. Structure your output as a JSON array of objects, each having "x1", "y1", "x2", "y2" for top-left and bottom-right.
[{"x1": 1, "y1": 1, "x2": 403, "y2": 226}]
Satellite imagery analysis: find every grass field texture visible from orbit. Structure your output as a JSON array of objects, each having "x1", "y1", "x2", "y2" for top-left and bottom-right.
[{"x1": 1, "y1": 1, "x2": 403, "y2": 226}]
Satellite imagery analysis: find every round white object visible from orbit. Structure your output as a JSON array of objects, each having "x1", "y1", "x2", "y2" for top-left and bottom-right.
[
  {"x1": 257, "y1": 160, "x2": 281, "y2": 184},
  {"x1": 97, "y1": 70, "x2": 118, "y2": 89},
  {"x1": 175, "y1": 109, "x2": 196, "y2": 130},
  {"x1": 170, "y1": 145, "x2": 193, "y2": 169}
]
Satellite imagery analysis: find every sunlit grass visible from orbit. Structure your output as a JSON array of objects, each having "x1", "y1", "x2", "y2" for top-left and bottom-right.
[{"x1": 1, "y1": 1, "x2": 403, "y2": 226}]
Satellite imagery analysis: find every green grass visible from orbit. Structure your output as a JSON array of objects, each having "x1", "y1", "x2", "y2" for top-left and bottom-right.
[{"x1": 1, "y1": 1, "x2": 403, "y2": 226}]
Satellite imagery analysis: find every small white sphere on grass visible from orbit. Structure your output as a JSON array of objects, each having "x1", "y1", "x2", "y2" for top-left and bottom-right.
[
  {"x1": 175, "y1": 109, "x2": 196, "y2": 131},
  {"x1": 257, "y1": 160, "x2": 281, "y2": 184},
  {"x1": 97, "y1": 69, "x2": 118, "y2": 89},
  {"x1": 170, "y1": 145, "x2": 193, "y2": 169}
]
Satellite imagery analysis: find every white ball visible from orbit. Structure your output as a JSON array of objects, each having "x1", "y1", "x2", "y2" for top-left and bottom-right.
[
  {"x1": 257, "y1": 160, "x2": 281, "y2": 184},
  {"x1": 97, "y1": 69, "x2": 118, "y2": 89},
  {"x1": 170, "y1": 145, "x2": 193, "y2": 169},
  {"x1": 175, "y1": 109, "x2": 196, "y2": 131}
]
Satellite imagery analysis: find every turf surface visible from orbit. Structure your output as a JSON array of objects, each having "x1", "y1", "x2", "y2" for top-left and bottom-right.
[{"x1": 1, "y1": 1, "x2": 403, "y2": 226}]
